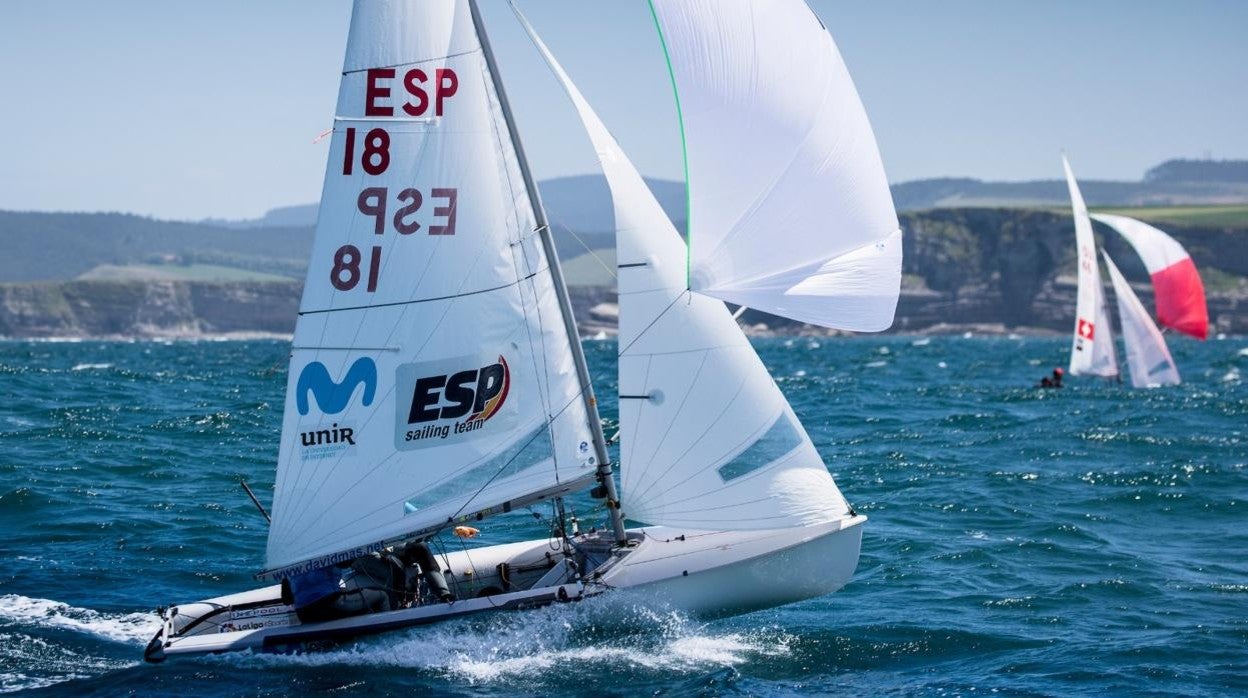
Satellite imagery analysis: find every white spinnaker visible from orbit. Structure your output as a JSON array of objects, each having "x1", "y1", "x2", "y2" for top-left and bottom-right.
[
  {"x1": 514, "y1": 4, "x2": 849, "y2": 530},
  {"x1": 1063, "y1": 156, "x2": 1119, "y2": 377},
  {"x1": 264, "y1": 0, "x2": 596, "y2": 579},
  {"x1": 1102, "y1": 251, "x2": 1181, "y2": 388},
  {"x1": 649, "y1": 0, "x2": 901, "y2": 331}
]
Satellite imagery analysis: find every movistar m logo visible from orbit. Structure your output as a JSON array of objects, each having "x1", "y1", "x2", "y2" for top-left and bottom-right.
[{"x1": 296, "y1": 358, "x2": 377, "y2": 416}]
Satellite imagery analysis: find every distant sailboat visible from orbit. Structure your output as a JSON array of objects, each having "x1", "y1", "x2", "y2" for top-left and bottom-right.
[
  {"x1": 1101, "y1": 251, "x2": 1181, "y2": 388},
  {"x1": 145, "y1": 0, "x2": 901, "y2": 661},
  {"x1": 1062, "y1": 156, "x2": 1200, "y2": 388}
]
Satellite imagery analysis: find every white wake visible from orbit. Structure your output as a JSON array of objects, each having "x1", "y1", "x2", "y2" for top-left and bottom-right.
[
  {"x1": 218, "y1": 600, "x2": 792, "y2": 685},
  {"x1": 0, "y1": 594, "x2": 159, "y2": 645}
]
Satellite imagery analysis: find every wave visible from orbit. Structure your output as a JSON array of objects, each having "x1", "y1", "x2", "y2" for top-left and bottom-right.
[
  {"x1": 0, "y1": 594, "x2": 159, "y2": 645},
  {"x1": 0, "y1": 631, "x2": 139, "y2": 694},
  {"x1": 70, "y1": 363, "x2": 113, "y2": 371}
]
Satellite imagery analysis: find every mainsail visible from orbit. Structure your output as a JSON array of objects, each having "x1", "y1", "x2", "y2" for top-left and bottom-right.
[
  {"x1": 1090, "y1": 213, "x2": 1209, "y2": 340},
  {"x1": 515, "y1": 0, "x2": 896, "y2": 530},
  {"x1": 648, "y1": 0, "x2": 902, "y2": 331},
  {"x1": 1063, "y1": 156, "x2": 1119, "y2": 378},
  {"x1": 263, "y1": 0, "x2": 599, "y2": 579},
  {"x1": 1102, "y1": 251, "x2": 1181, "y2": 388}
]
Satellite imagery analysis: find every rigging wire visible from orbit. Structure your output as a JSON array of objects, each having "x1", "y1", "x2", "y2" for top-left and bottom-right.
[{"x1": 545, "y1": 219, "x2": 618, "y2": 282}]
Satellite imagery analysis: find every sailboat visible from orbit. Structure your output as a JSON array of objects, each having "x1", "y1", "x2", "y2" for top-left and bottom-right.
[
  {"x1": 145, "y1": 0, "x2": 901, "y2": 662},
  {"x1": 1062, "y1": 157, "x2": 1189, "y2": 388}
]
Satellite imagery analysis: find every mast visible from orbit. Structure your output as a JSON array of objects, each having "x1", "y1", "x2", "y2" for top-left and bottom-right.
[{"x1": 468, "y1": 0, "x2": 627, "y2": 546}]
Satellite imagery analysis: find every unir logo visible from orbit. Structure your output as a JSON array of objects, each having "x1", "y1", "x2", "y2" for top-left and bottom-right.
[{"x1": 296, "y1": 357, "x2": 377, "y2": 416}]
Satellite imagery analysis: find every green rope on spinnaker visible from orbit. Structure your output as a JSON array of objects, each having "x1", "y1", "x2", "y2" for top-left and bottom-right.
[{"x1": 646, "y1": 0, "x2": 692, "y2": 289}]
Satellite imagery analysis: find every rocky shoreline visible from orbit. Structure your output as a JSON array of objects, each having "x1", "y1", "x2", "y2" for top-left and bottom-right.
[{"x1": 2, "y1": 279, "x2": 1243, "y2": 340}]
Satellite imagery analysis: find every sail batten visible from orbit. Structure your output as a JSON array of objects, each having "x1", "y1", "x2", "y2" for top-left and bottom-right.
[
  {"x1": 298, "y1": 272, "x2": 546, "y2": 316},
  {"x1": 263, "y1": 0, "x2": 598, "y2": 579}
]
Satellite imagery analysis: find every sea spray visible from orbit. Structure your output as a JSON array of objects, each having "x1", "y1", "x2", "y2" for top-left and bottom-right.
[
  {"x1": 207, "y1": 596, "x2": 791, "y2": 688},
  {"x1": 0, "y1": 595, "x2": 159, "y2": 645}
]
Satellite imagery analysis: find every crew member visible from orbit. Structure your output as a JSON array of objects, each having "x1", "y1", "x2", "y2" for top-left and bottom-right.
[
  {"x1": 283, "y1": 565, "x2": 343, "y2": 622},
  {"x1": 336, "y1": 551, "x2": 404, "y2": 614},
  {"x1": 284, "y1": 552, "x2": 404, "y2": 623},
  {"x1": 400, "y1": 541, "x2": 455, "y2": 603},
  {"x1": 1039, "y1": 367, "x2": 1064, "y2": 389}
]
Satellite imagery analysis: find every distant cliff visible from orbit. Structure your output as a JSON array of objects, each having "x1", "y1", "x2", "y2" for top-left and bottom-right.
[
  {"x1": 894, "y1": 208, "x2": 1247, "y2": 334},
  {"x1": 0, "y1": 281, "x2": 300, "y2": 338}
]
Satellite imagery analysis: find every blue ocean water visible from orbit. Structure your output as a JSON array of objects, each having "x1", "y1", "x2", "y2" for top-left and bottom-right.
[{"x1": 1, "y1": 336, "x2": 1246, "y2": 695}]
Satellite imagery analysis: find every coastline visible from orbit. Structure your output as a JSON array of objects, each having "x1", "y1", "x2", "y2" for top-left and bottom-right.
[
  {"x1": 1, "y1": 279, "x2": 1241, "y2": 341},
  {"x1": 6, "y1": 324, "x2": 1212, "y2": 342}
]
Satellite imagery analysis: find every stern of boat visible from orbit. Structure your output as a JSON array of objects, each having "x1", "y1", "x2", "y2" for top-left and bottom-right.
[{"x1": 143, "y1": 609, "x2": 170, "y2": 663}]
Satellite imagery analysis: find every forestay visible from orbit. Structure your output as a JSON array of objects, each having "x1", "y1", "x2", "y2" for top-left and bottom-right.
[
  {"x1": 648, "y1": 0, "x2": 901, "y2": 331},
  {"x1": 514, "y1": 5, "x2": 851, "y2": 530},
  {"x1": 1102, "y1": 251, "x2": 1181, "y2": 388},
  {"x1": 1063, "y1": 156, "x2": 1119, "y2": 378},
  {"x1": 1090, "y1": 213, "x2": 1209, "y2": 340},
  {"x1": 263, "y1": 0, "x2": 597, "y2": 580}
]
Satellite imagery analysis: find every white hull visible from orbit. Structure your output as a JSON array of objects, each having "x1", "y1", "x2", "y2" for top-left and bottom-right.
[
  {"x1": 145, "y1": 515, "x2": 864, "y2": 661},
  {"x1": 602, "y1": 515, "x2": 865, "y2": 617}
]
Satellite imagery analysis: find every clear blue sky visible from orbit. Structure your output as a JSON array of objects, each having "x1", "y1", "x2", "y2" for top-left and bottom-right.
[{"x1": 1, "y1": 1, "x2": 1245, "y2": 220}]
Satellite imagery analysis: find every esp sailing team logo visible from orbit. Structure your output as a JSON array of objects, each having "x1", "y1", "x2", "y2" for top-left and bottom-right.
[
  {"x1": 294, "y1": 357, "x2": 376, "y2": 459},
  {"x1": 395, "y1": 354, "x2": 513, "y2": 451}
]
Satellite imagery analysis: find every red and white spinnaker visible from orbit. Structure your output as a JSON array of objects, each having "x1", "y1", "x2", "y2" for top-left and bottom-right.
[{"x1": 1090, "y1": 213, "x2": 1209, "y2": 340}]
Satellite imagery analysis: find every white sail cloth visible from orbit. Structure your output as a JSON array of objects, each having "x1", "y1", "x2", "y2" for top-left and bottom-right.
[
  {"x1": 264, "y1": 0, "x2": 596, "y2": 579},
  {"x1": 514, "y1": 5, "x2": 850, "y2": 530},
  {"x1": 1102, "y1": 252, "x2": 1181, "y2": 388},
  {"x1": 649, "y1": 0, "x2": 901, "y2": 331},
  {"x1": 1063, "y1": 156, "x2": 1119, "y2": 378},
  {"x1": 1090, "y1": 213, "x2": 1209, "y2": 340}
]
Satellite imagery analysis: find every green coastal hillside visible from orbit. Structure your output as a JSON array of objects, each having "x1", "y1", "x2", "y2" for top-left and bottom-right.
[
  {"x1": 0, "y1": 211, "x2": 312, "y2": 283},
  {"x1": 1088, "y1": 205, "x2": 1248, "y2": 229}
]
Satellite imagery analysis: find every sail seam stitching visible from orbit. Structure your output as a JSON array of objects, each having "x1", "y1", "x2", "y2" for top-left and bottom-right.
[
  {"x1": 342, "y1": 48, "x2": 481, "y2": 75},
  {"x1": 298, "y1": 272, "x2": 541, "y2": 315}
]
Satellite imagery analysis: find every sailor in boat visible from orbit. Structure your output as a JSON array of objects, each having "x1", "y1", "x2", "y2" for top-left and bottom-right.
[
  {"x1": 283, "y1": 541, "x2": 454, "y2": 622},
  {"x1": 399, "y1": 540, "x2": 455, "y2": 604},
  {"x1": 1039, "y1": 367, "x2": 1064, "y2": 388}
]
